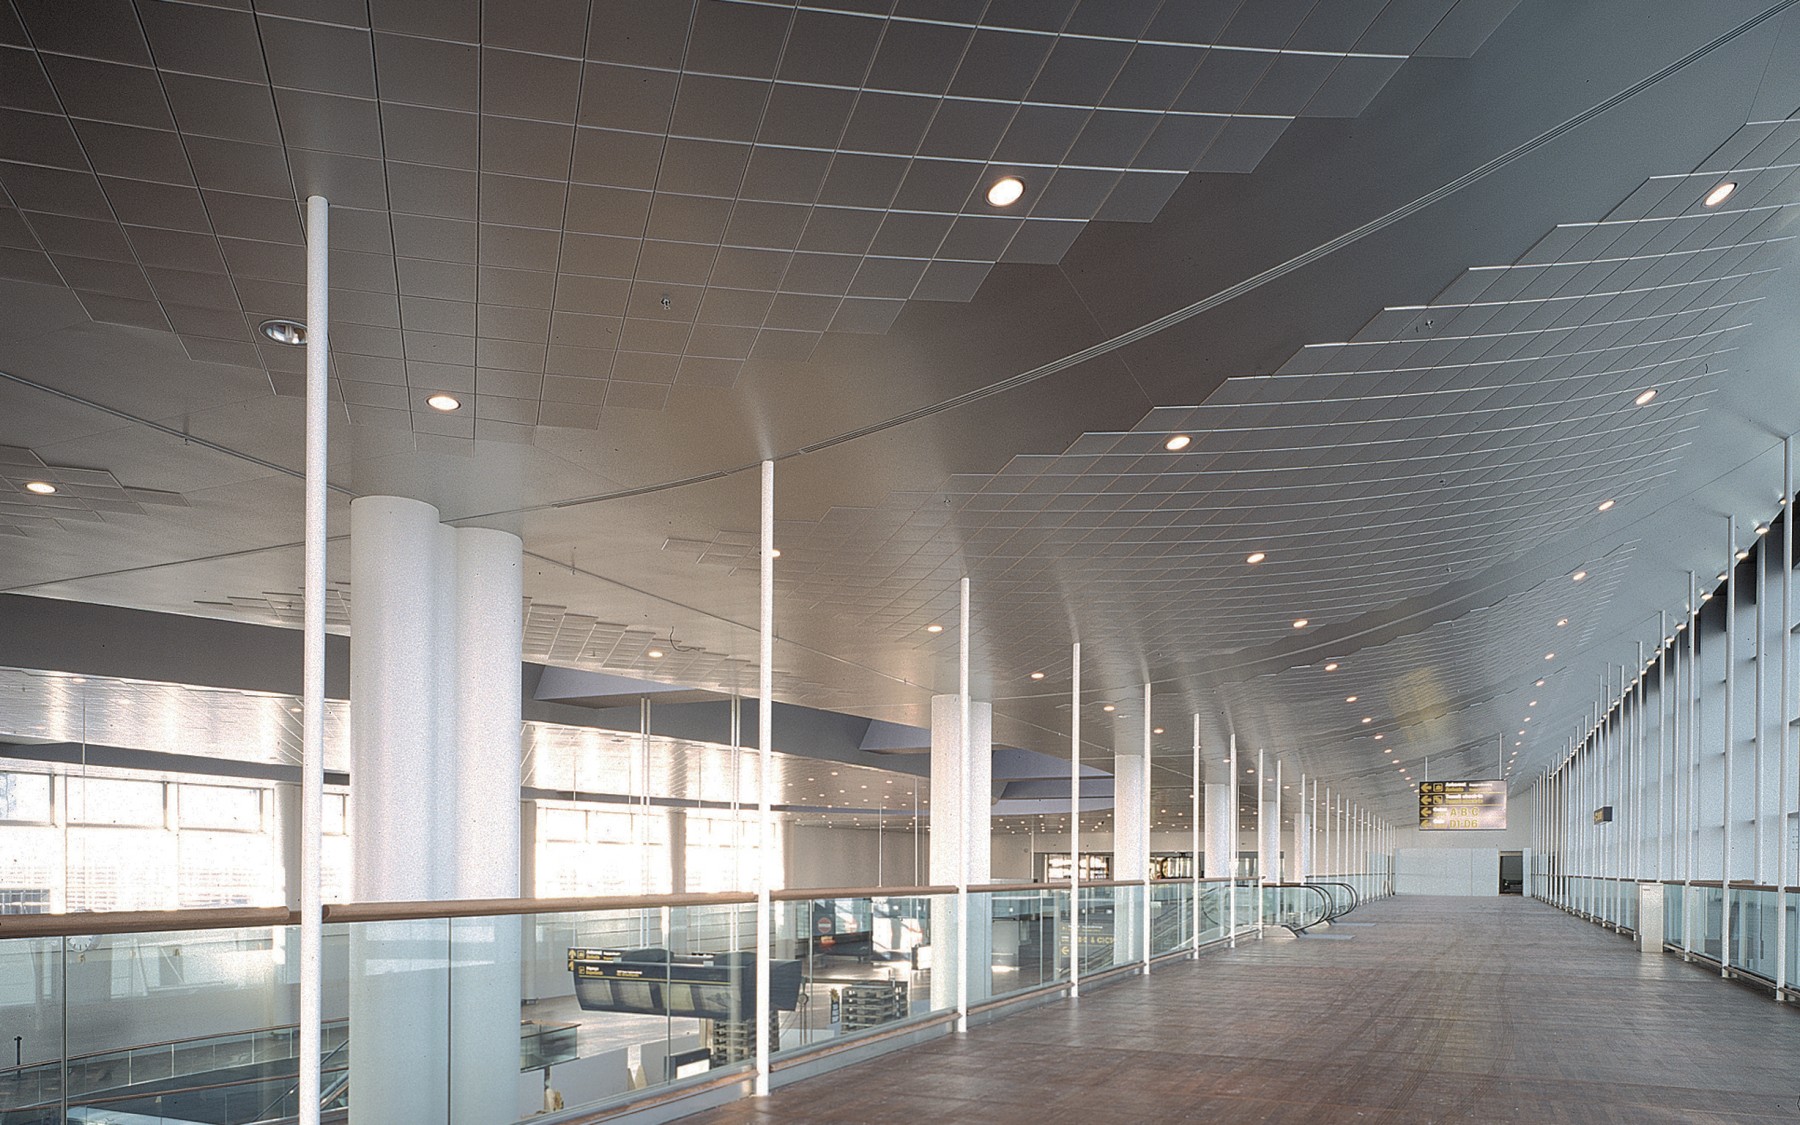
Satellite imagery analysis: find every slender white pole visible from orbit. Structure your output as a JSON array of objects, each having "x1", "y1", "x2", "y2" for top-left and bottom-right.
[
  {"x1": 957, "y1": 576, "x2": 971, "y2": 1032},
  {"x1": 1255, "y1": 748, "x2": 1265, "y2": 932},
  {"x1": 1659, "y1": 610, "x2": 1668, "y2": 881},
  {"x1": 1781, "y1": 437, "x2": 1793, "y2": 1000},
  {"x1": 1227, "y1": 734, "x2": 1238, "y2": 946},
  {"x1": 1724, "y1": 516, "x2": 1736, "y2": 976},
  {"x1": 755, "y1": 460, "x2": 773, "y2": 1095},
  {"x1": 1756, "y1": 543, "x2": 1767, "y2": 887},
  {"x1": 1070, "y1": 642, "x2": 1081, "y2": 997},
  {"x1": 1190, "y1": 714, "x2": 1200, "y2": 957},
  {"x1": 298, "y1": 194, "x2": 328, "y2": 1125},
  {"x1": 1142, "y1": 683, "x2": 1152, "y2": 973},
  {"x1": 1685, "y1": 570, "x2": 1698, "y2": 956}
]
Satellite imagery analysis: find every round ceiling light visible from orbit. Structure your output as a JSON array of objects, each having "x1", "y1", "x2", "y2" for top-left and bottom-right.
[
  {"x1": 1634, "y1": 388, "x2": 1657, "y2": 406},
  {"x1": 1571, "y1": 570, "x2": 1587, "y2": 582},
  {"x1": 259, "y1": 318, "x2": 307, "y2": 345},
  {"x1": 1164, "y1": 434, "x2": 1193, "y2": 452},
  {"x1": 426, "y1": 393, "x2": 461, "y2": 412},
  {"x1": 986, "y1": 176, "x2": 1025, "y2": 207},
  {"x1": 925, "y1": 623, "x2": 943, "y2": 633},
  {"x1": 1345, "y1": 695, "x2": 1358, "y2": 703},
  {"x1": 1702, "y1": 180, "x2": 1737, "y2": 208},
  {"x1": 1029, "y1": 671, "x2": 1045, "y2": 680},
  {"x1": 647, "y1": 649, "x2": 665, "y2": 659},
  {"x1": 1245, "y1": 551, "x2": 1265, "y2": 564},
  {"x1": 23, "y1": 480, "x2": 57, "y2": 495},
  {"x1": 1293, "y1": 618, "x2": 1309, "y2": 628},
  {"x1": 1102, "y1": 704, "x2": 1116, "y2": 713},
  {"x1": 1324, "y1": 662, "x2": 1339, "y2": 671},
  {"x1": 1596, "y1": 499, "x2": 1615, "y2": 512}
]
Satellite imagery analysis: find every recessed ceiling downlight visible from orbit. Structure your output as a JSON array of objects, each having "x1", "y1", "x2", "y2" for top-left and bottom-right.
[
  {"x1": 986, "y1": 176, "x2": 1025, "y2": 207},
  {"x1": 259, "y1": 318, "x2": 306, "y2": 345},
  {"x1": 23, "y1": 480, "x2": 56, "y2": 495},
  {"x1": 1164, "y1": 433, "x2": 1192, "y2": 451},
  {"x1": 426, "y1": 393, "x2": 461, "y2": 412},
  {"x1": 1702, "y1": 180, "x2": 1737, "y2": 208},
  {"x1": 1634, "y1": 388, "x2": 1657, "y2": 406},
  {"x1": 1596, "y1": 499, "x2": 1615, "y2": 512},
  {"x1": 1245, "y1": 551, "x2": 1266, "y2": 564}
]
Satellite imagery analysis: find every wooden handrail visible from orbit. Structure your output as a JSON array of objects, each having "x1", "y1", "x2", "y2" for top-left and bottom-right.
[
  {"x1": 0, "y1": 905, "x2": 297, "y2": 939},
  {"x1": 770, "y1": 885, "x2": 954, "y2": 902},
  {"x1": 323, "y1": 891, "x2": 757, "y2": 923}
]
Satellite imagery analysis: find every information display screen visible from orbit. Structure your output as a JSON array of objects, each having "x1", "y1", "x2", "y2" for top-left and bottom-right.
[{"x1": 1418, "y1": 779, "x2": 1507, "y2": 830}]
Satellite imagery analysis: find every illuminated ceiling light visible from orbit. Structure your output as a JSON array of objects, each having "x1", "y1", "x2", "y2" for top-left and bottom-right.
[
  {"x1": 1030, "y1": 671, "x2": 1045, "y2": 680},
  {"x1": 1164, "y1": 433, "x2": 1192, "y2": 452},
  {"x1": 1152, "y1": 726, "x2": 1164, "y2": 735},
  {"x1": 1293, "y1": 618, "x2": 1309, "y2": 629},
  {"x1": 22, "y1": 480, "x2": 56, "y2": 495},
  {"x1": 1374, "y1": 734, "x2": 1384, "y2": 741},
  {"x1": 1102, "y1": 704, "x2": 1116, "y2": 712},
  {"x1": 425, "y1": 393, "x2": 462, "y2": 412},
  {"x1": 647, "y1": 648, "x2": 665, "y2": 659},
  {"x1": 1345, "y1": 695, "x2": 1358, "y2": 703},
  {"x1": 1529, "y1": 700, "x2": 1537, "y2": 707},
  {"x1": 1757, "y1": 525, "x2": 1770, "y2": 536},
  {"x1": 1571, "y1": 570, "x2": 1587, "y2": 582},
  {"x1": 1383, "y1": 747, "x2": 1392, "y2": 753},
  {"x1": 1544, "y1": 652, "x2": 1555, "y2": 660},
  {"x1": 1245, "y1": 551, "x2": 1265, "y2": 564},
  {"x1": 925, "y1": 623, "x2": 943, "y2": 633},
  {"x1": 1556, "y1": 618, "x2": 1568, "y2": 628},
  {"x1": 1702, "y1": 180, "x2": 1737, "y2": 208},
  {"x1": 986, "y1": 176, "x2": 1025, "y2": 207},
  {"x1": 259, "y1": 318, "x2": 306, "y2": 345},
  {"x1": 1596, "y1": 499, "x2": 1615, "y2": 512},
  {"x1": 1535, "y1": 678, "x2": 1546, "y2": 686},
  {"x1": 770, "y1": 548, "x2": 782, "y2": 558},
  {"x1": 1324, "y1": 662, "x2": 1339, "y2": 672},
  {"x1": 1736, "y1": 550, "x2": 1749, "y2": 561},
  {"x1": 1361, "y1": 716, "x2": 1372, "y2": 724},
  {"x1": 1634, "y1": 388, "x2": 1657, "y2": 406}
]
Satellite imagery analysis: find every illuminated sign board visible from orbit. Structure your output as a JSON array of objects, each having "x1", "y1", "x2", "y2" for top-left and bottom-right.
[{"x1": 1418, "y1": 780, "x2": 1507, "y2": 830}]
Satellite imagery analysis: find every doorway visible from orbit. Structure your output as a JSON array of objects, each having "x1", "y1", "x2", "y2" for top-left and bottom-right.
[{"x1": 1499, "y1": 851, "x2": 1523, "y2": 894}]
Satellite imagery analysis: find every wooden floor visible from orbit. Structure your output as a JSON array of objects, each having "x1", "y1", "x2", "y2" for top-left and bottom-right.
[{"x1": 683, "y1": 896, "x2": 1800, "y2": 1124}]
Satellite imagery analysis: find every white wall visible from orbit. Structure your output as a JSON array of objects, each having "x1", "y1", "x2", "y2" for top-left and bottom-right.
[
  {"x1": 782, "y1": 824, "x2": 925, "y2": 888},
  {"x1": 1395, "y1": 847, "x2": 1500, "y2": 896}
]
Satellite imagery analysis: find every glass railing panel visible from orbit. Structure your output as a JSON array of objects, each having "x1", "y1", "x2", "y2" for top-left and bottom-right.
[
  {"x1": 522, "y1": 901, "x2": 755, "y2": 1117},
  {"x1": 983, "y1": 887, "x2": 1068, "y2": 999},
  {"x1": 1664, "y1": 882, "x2": 1684, "y2": 947},
  {"x1": 1196, "y1": 883, "x2": 1225, "y2": 946},
  {"x1": 1727, "y1": 888, "x2": 1779, "y2": 981},
  {"x1": 773, "y1": 893, "x2": 946, "y2": 1061},
  {"x1": 1149, "y1": 883, "x2": 1190, "y2": 957},
  {"x1": 0, "y1": 934, "x2": 65, "y2": 1122},
  {"x1": 1074, "y1": 885, "x2": 1125, "y2": 974}
]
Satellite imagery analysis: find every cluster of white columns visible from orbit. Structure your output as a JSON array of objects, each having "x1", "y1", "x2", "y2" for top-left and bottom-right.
[
  {"x1": 1532, "y1": 438, "x2": 1794, "y2": 997},
  {"x1": 346, "y1": 496, "x2": 524, "y2": 1123}
]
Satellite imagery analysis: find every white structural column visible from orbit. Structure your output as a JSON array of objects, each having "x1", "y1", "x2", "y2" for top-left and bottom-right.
[
  {"x1": 1781, "y1": 437, "x2": 1793, "y2": 1000},
  {"x1": 1295, "y1": 774, "x2": 1311, "y2": 882},
  {"x1": 1069, "y1": 642, "x2": 1081, "y2": 996},
  {"x1": 1723, "y1": 517, "x2": 1736, "y2": 976},
  {"x1": 755, "y1": 460, "x2": 773, "y2": 1094},
  {"x1": 1205, "y1": 776, "x2": 1234, "y2": 882},
  {"x1": 299, "y1": 194, "x2": 327, "y2": 1125},
  {"x1": 1190, "y1": 713, "x2": 1201, "y2": 957},
  {"x1": 931, "y1": 690, "x2": 992, "y2": 1019},
  {"x1": 1228, "y1": 735, "x2": 1239, "y2": 944},
  {"x1": 348, "y1": 496, "x2": 523, "y2": 1124},
  {"x1": 1254, "y1": 749, "x2": 1265, "y2": 929},
  {"x1": 447, "y1": 527, "x2": 522, "y2": 1124},
  {"x1": 1110, "y1": 702, "x2": 1148, "y2": 969},
  {"x1": 1141, "y1": 683, "x2": 1152, "y2": 973}
]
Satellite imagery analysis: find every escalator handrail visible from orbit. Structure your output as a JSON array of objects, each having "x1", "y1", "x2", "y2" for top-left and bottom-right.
[
  {"x1": 1307, "y1": 881, "x2": 1360, "y2": 921},
  {"x1": 1270, "y1": 883, "x2": 1332, "y2": 934}
]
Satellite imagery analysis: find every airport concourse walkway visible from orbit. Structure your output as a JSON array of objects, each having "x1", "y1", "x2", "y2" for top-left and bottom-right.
[{"x1": 683, "y1": 896, "x2": 1800, "y2": 1124}]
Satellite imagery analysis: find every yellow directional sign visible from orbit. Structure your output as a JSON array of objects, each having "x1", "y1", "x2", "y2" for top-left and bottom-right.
[{"x1": 1418, "y1": 779, "x2": 1507, "y2": 830}]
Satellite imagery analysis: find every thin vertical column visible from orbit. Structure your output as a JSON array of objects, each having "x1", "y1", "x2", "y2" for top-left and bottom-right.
[
  {"x1": 1190, "y1": 713, "x2": 1200, "y2": 959},
  {"x1": 755, "y1": 460, "x2": 774, "y2": 1096},
  {"x1": 1659, "y1": 611, "x2": 1669, "y2": 881},
  {"x1": 298, "y1": 194, "x2": 327, "y2": 1125},
  {"x1": 1255, "y1": 747, "x2": 1265, "y2": 933},
  {"x1": 1686, "y1": 570, "x2": 1698, "y2": 956},
  {"x1": 1141, "y1": 683, "x2": 1152, "y2": 973},
  {"x1": 1636, "y1": 643, "x2": 1646, "y2": 891},
  {"x1": 1228, "y1": 734, "x2": 1238, "y2": 946},
  {"x1": 1724, "y1": 516, "x2": 1737, "y2": 976},
  {"x1": 957, "y1": 575, "x2": 971, "y2": 1031},
  {"x1": 1070, "y1": 642, "x2": 1081, "y2": 997},
  {"x1": 1757, "y1": 533, "x2": 1768, "y2": 886},
  {"x1": 1323, "y1": 786, "x2": 1331, "y2": 878},
  {"x1": 1781, "y1": 437, "x2": 1793, "y2": 1000}
]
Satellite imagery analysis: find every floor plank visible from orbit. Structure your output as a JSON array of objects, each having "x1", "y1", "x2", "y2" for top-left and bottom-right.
[{"x1": 681, "y1": 896, "x2": 1800, "y2": 1124}]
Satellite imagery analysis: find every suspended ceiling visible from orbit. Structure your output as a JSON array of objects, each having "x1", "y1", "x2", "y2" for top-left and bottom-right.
[{"x1": 3, "y1": 0, "x2": 1800, "y2": 822}]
